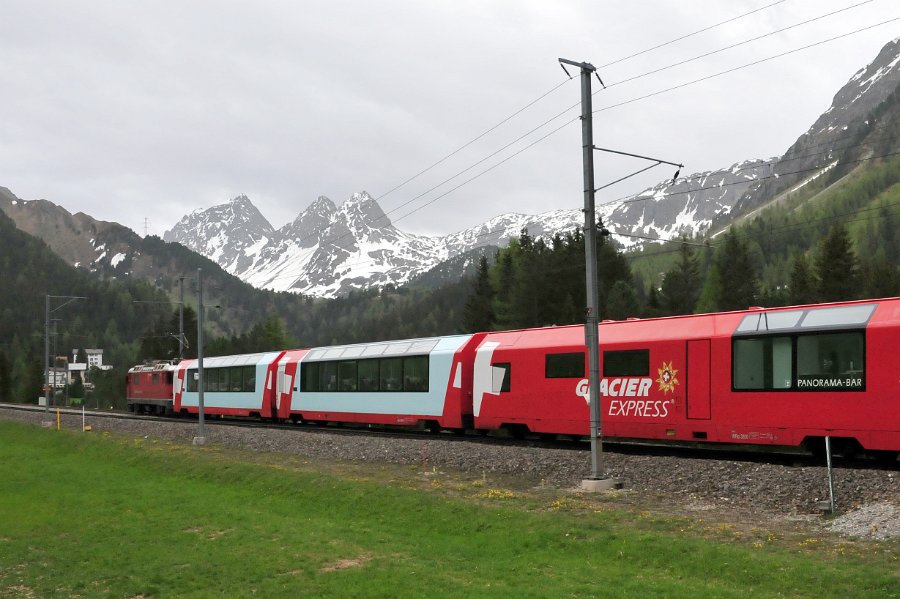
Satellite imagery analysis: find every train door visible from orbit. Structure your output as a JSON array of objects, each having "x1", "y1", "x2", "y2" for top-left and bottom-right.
[
  {"x1": 686, "y1": 339, "x2": 711, "y2": 420},
  {"x1": 276, "y1": 361, "x2": 288, "y2": 416}
]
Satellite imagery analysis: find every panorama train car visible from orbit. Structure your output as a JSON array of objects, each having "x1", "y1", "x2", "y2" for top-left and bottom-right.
[
  {"x1": 472, "y1": 297, "x2": 900, "y2": 456},
  {"x1": 283, "y1": 334, "x2": 486, "y2": 431},
  {"x1": 173, "y1": 351, "x2": 301, "y2": 419},
  {"x1": 127, "y1": 361, "x2": 177, "y2": 415}
]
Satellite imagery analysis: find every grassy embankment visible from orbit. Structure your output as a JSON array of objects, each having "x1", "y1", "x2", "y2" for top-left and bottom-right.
[{"x1": 0, "y1": 421, "x2": 896, "y2": 598}]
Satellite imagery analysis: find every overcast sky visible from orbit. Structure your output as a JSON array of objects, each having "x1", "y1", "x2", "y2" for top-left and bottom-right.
[{"x1": 1, "y1": 1, "x2": 896, "y2": 238}]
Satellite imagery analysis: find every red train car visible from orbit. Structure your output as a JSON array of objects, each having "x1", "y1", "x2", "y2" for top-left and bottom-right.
[
  {"x1": 127, "y1": 362, "x2": 177, "y2": 415},
  {"x1": 473, "y1": 297, "x2": 900, "y2": 456}
]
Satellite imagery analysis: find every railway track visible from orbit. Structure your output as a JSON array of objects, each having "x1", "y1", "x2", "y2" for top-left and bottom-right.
[{"x1": 4, "y1": 402, "x2": 895, "y2": 471}]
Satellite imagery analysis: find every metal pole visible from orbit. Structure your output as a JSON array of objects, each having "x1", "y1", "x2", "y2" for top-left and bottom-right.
[
  {"x1": 560, "y1": 57, "x2": 617, "y2": 491},
  {"x1": 572, "y1": 59, "x2": 603, "y2": 480},
  {"x1": 42, "y1": 295, "x2": 86, "y2": 419},
  {"x1": 194, "y1": 268, "x2": 206, "y2": 445},
  {"x1": 43, "y1": 295, "x2": 50, "y2": 423},
  {"x1": 179, "y1": 276, "x2": 185, "y2": 361},
  {"x1": 51, "y1": 320, "x2": 58, "y2": 407}
]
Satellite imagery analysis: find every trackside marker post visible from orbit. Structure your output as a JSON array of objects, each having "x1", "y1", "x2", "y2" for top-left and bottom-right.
[{"x1": 826, "y1": 436, "x2": 836, "y2": 514}]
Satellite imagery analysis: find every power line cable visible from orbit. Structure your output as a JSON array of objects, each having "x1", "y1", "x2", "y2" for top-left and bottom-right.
[
  {"x1": 592, "y1": 15, "x2": 900, "y2": 117},
  {"x1": 619, "y1": 149, "x2": 900, "y2": 205},
  {"x1": 596, "y1": 0, "x2": 790, "y2": 69},
  {"x1": 382, "y1": 11, "x2": 898, "y2": 231},
  {"x1": 605, "y1": 0, "x2": 877, "y2": 91},
  {"x1": 373, "y1": 78, "x2": 574, "y2": 204},
  {"x1": 371, "y1": 0, "x2": 789, "y2": 207},
  {"x1": 604, "y1": 121, "x2": 899, "y2": 204}
]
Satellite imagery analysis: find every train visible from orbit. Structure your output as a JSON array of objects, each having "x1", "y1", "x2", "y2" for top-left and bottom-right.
[{"x1": 127, "y1": 297, "x2": 900, "y2": 459}]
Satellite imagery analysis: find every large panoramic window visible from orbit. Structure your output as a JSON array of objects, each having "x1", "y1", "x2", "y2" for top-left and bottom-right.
[
  {"x1": 733, "y1": 337, "x2": 792, "y2": 390},
  {"x1": 796, "y1": 332, "x2": 865, "y2": 391},
  {"x1": 732, "y1": 331, "x2": 864, "y2": 391},
  {"x1": 300, "y1": 355, "x2": 431, "y2": 393},
  {"x1": 184, "y1": 366, "x2": 257, "y2": 393}
]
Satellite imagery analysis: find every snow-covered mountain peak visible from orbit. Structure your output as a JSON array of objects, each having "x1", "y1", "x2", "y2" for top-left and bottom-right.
[
  {"x1": 163, "y1": 194, "x2": 275, "y2": 271},
  {"x1": 339, "y1": 190, "x2": 391, "y2": 231},
  {"x1": 308, "y1": 195, "x2": 337, "y2": 214},
  {"x1": 847, "y1": 38, "x2": 900, "y2": 103}
]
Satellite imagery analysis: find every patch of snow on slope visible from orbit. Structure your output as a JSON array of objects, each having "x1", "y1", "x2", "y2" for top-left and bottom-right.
[{"x1": 790, "y1": 161, "x2": 839, "y2": 194}]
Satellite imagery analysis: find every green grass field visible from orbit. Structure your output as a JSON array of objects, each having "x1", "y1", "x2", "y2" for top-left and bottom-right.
[{"x1": 0, "y1": 421, "x2": 896, "y2": 598}]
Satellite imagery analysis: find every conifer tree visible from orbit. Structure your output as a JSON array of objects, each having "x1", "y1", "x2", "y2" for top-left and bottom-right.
[
  {"x1": 878, "y1": 205, "x2": 898, "y2": 266},
  {"x1": 606, "y1": 280, "x2": 638, "y2": 320},
  {"x1": 463, "y1": 255, "x2": 495, "y2": 332},
  {"x1": 660, "y1": 241, "x2": 701, "y2": 315},
  {"x1": 815, "y1": 223, "x2": 859, "y2": 302},
  {"x1": 788, "y1": 253, "x2": 817, "y2": 305},
  {"x1": 492, "y1": 246, "x2": 517, "y2": 328},
  {"x1": 0, "y1": 349, "x2": 10, "y2": 402},
  {"x1": 644, "y1": 282, "x2": 663, "y2": 317},
  {"x1": 863, "y1": 255, "x2": 899, "y2": 299},
  {"x1": 713, "y1": 229, "x2": 759, "y2": 311}
]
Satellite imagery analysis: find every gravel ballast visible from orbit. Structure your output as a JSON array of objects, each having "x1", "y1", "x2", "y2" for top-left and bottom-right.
[{"x1": 3, "y1": 407, "x2": 898, "y2": 539}]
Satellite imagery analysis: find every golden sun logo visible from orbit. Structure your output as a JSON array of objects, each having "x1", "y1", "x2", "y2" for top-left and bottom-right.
[{"x1": 656, "y1": 361, "x2": 679, "y2": 395}]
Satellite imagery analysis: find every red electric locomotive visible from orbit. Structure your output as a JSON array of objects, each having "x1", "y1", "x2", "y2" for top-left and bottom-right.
[{"x1": 126, "y1": 361, "x2": 177, "y2": 415}]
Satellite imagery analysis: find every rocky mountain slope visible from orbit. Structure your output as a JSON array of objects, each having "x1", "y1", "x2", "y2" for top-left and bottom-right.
[
  {"x1": 732, "y1": 37, "x2": 900, "y2": 217},
  {"x1": 162, "y1": 157, "x2": 773, "y2": 298}
]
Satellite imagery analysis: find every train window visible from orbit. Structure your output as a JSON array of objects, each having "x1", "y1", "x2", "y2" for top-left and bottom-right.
[
  {"x1": 403, "y1": 356, "x2": 429, "y2": 392},
  {"x1": 229, "y1": 367, "x2": 242, "y2": 392},
  {"x1": 302, "y1": 363, "x2": 320, "y2": 392},
  {"x1": 737, "y1": 310, "x2": 803, "y2": 333},
  {"x1": 734, "y1": 331, "x2": 865, "y2": 392},
  {"x1": 733, "y1": 337, "x2": 792, "y2": 390},
  {"x1": 201, "y1": 369, "x2": 213, "y2": 391},
  {"x1": 321, "y1": 362, "x2": 338, "y2": 392},
  {"x1": 338, "y1": 361, "x2": 358, "y2": 392},
  {"x1": 800, "y1": 305, "x2": 875, "y2": 329},
  {"x1": 545, "y1": 352, "x2": 585, "y2": 378},
  {"x1": 151, "y1": 373, "x2": 159, "y2": 385},
  {"x1": 381, "y1": 358, "x2": 403, "y2": 391},
  {"x1": 187, "y1": 369, "x2": 198, "y2": 392},
  {"x1": 358, "y1": 360, "x2": 379, "y2": 391},
  {"x1": 243, "y1": 366, "x2": 255, "y2": 392},
  {"x1": 603, "y1": 350, "x2": 649, "y2": 377},
  {"x1": 133, "y1": 373, "x2": 141, "y2": 385},
  {"x1": 301, "y1": 356, "x2": 431, "y2": 393},
  {"x1": 492, "y1": 363, "x2": 511, "y2": 393},
  {"x1": 796, "y1": 332, "x2": 864, "y2": 391}
]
